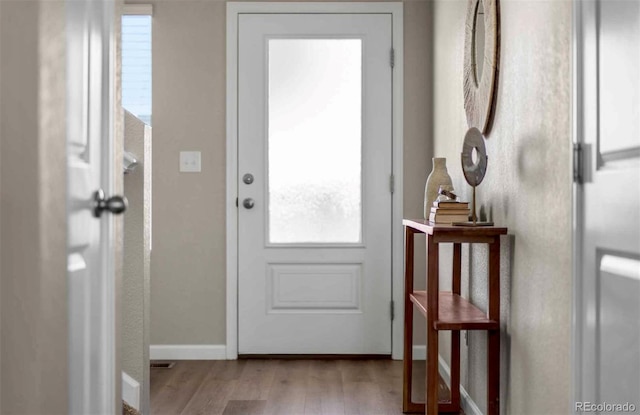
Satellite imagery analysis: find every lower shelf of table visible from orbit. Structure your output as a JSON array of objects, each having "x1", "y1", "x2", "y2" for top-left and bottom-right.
[{"x1": 409, "y1": 291, "x2": 499, "y2": 331}]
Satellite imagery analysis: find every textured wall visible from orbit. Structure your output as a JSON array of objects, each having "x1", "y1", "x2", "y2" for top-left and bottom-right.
[
  {"x1": 0, "y1": 1, "x2": 68, "y2": 413},
  {"x1": 125, "y1": 0, "x2": 432, "y2": 346},
  {"x1": 431, "y1": 0, "x2": 572, "y2": 413},
  {"x1": 123, "y1": 111, "x2": 151, "y2": 412}
]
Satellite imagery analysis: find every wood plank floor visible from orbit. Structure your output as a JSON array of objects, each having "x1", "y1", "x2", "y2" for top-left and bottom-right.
[{"x1": 150, "y1": 359, "x2": 463, "y2": 415}]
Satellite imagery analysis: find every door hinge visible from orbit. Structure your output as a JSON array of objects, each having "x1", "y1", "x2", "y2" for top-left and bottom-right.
[
  {"x1": 573, "y1": 143, "x2": 583, "y2": 184},
  {"x1": 236, "y1": 197, "x2": 239, "y2": 207},
  {"x1": 390, "y1": 48, "x2": 395, "y2": 68},
  {"x1": 389, "y1": 174, "x2": 395, "y2": 194},
  {"x1": 390, "y1": 300, "x2": 395, "y2": 321}
]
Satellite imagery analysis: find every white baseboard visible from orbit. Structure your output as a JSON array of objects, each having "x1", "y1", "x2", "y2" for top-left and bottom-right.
[
  {"x1": 122, "y1": 372, "x2": 140, "y2": 411},
  {"x1": 438, "y1": 355, "x2": 483, "y2": 415},
  {"x1": 150, "y1": 344, "x2": 227, "y2": 360},
  {"x1": 411, "y1": 346, "x2": 482, "y2": 415},
  {"x1": 412, "y1": 345, "x2": 426, "y2": 360}
]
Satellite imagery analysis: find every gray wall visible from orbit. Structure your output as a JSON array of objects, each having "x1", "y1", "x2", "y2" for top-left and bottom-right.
[
  {"x1": 148, "y1": 0, "x2": 227, "y2": 345},
  {"x1": 0, "y1": 1, "x2": 68, "y2": 412},
  {"x1": 124, "y1": 0, "x2": 432, "y2": 346},
  {"x1": 431, "y1": 0, "x2": 572, "y2": 414},
  {"x1": 123, "y1": 111, "x2": 151, "y2": 412}
]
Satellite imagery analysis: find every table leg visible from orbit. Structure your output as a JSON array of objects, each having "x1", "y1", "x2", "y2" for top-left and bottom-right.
[
  {"x1": 426, "y1": 234, "x2": 439, "y2": 415},
  {"x1": 403, "y1": 227, "x2": 415, "y2": 413},
  {"x1": 452, "y1": 243, "x2": 461, "y2": 294},
  {"x1": 450, "y1": 243, "x2": 462, "y2": 411},
  {"x1": 487, "y1": 239, "x2": 501, "y2": 415}
]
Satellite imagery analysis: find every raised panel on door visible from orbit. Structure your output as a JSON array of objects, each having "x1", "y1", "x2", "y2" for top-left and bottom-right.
[
  {"x1": 597, "y1": 254, "x2": 640, "y2": 404},
  {"x1": 267, "y1": 263, "x2": 362, "y2": 312},
  {"x1": 598, "y1": 0, "x2": 640, "y2": 161}
]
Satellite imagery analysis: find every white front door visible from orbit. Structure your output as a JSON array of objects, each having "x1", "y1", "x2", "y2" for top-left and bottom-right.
[
  {"x1": 67, "y1": 0, "x2": 120, "y2": 412},
  {"x1": 237, "y1": 13, "x2": 393, "y2": 354},
  {"x1": 576, "y1": 0, "x2": 640, "y2": 407}
]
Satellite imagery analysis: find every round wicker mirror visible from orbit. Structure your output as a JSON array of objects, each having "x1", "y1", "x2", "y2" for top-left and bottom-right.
[{"x1": 463, "y1": 0, "x2": 500, "y2": 134}]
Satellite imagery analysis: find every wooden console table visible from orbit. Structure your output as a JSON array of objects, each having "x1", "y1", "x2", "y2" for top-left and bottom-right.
[{"x1": 402, "y1": 219, "x2": 507, "y2": 415}]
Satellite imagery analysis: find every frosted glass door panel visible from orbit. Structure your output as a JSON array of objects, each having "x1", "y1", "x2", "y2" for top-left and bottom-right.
[{"x1": 268, "y1": 39, "x2": 362, "y2": 244}]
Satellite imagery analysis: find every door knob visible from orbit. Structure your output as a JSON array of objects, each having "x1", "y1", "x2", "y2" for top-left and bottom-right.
[
  {"x1": 243, "y1": 198, "x2": 255, "y2": 209},
  {"x1": 93, "y1": 189, "x2": 128, "y2": 218}
]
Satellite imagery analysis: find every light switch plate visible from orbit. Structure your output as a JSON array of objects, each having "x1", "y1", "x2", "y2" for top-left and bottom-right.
[{"x1": 180, "y1": 151, "x2": 201, "y2": 173}]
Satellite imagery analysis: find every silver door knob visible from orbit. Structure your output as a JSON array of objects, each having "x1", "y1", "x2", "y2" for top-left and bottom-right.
[
  {"x1": 93, "y1": 189, "x2": 128, "y2": 218},
  {"x1": 242, "y1": 198, "x2": 255, "y2": 209}
]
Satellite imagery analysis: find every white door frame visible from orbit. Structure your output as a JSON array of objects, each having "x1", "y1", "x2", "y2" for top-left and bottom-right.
[{"x1": 226, "y1": 2, "x2": 404, "y2": 360}]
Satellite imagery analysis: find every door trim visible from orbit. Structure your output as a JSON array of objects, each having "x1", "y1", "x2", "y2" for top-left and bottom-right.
[
  {"x1": 571, "y1": 0, "x2": 583, "y2": 409},
  {"x1": 226, "y1": 2, "x2": 404, "y2": 359}
]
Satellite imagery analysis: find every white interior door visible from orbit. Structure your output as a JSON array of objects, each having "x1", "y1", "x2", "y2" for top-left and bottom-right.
[
  {"x1": 67, "y1": 0, "x2": 119, "y2": 412},
  {"x1": 238, "y1": 13, "x2": 393, "y2": 354},
  {"x1": 576, "y1": 0, "x2": 640, "y2": 407}
]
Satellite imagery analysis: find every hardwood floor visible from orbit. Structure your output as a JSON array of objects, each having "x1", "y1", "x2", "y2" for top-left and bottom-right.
[{"x1": 150, "y1": 359, "x2": 463, "y2": 415}]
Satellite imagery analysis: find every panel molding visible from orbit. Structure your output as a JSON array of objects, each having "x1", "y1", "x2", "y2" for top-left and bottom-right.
[
  {"x1": 600, "y1": 254, "x2": 640, "y2": 281},
  {"x1": 601, "y1": 146, "x2": 640, "y2": 164},
  {"x1": 268, "y1": 263, "x2": 361, "y2": 312}
]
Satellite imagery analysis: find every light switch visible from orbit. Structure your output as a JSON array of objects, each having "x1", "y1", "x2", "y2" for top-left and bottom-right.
[{"x1": 180, "y1": 151, "x2": 201, "y2": 173}]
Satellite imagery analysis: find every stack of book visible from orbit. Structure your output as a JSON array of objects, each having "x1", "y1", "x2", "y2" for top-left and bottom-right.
[{"x1": 429, "y1": 201, "x2": 471, "y2": 224}]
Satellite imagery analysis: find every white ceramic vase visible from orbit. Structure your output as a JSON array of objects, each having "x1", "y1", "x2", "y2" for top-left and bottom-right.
[{"x1": 424, "y1": 158, "x2": 454, "y2": 219}]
